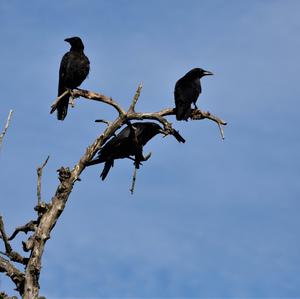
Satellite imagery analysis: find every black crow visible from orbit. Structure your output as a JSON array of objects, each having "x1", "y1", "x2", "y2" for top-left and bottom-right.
[
  {"x1": 52, "y1": 36, "x2": 90, "y2": 120},
  {"x1": 174, "y1": 68, "x2": 213, "y2": 121},
  {"x1": 86, "y1": 122, "x2": 165, "y2": 180}
]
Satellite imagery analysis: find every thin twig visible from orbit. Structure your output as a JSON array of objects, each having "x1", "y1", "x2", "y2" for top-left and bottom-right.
[
  {"x1": 53, "y1": 88, "x2": 227, "y2": 132},
  {"x1": 130, "y1": 166, "x2": 138, "y2": 195},
  {"x1": 0, "y1": 110, "x2": 13, "y2": 151},
  {"x1": 217, "y1": 122, "x2": 225, "y2": 140},
  {"x1": 127, "y1": 120, "x2": 139, "y2": 195},
  {"x1": 128, "y1": 83, "x2": 143, "y2": 113},
  {"x1": 37, "y1": 156, "x2": 50, "y2": 206},
  {"x1": 129, "y1": 152, "x2": 152, "y2": 195},
  {"x1": 0, "y1": 216, "x2": 12, "y2": 254}
]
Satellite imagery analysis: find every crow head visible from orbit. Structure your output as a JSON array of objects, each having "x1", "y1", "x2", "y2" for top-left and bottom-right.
[
  {"x1": 64, "y1": 36, "x2": 85, "y2": 50},
  {"x1": 190, "y1": 68, "x2": 213, "y2": 78}
]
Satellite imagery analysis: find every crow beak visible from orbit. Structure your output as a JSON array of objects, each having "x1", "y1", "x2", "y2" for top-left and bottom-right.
[
  {"x1": 64, "y1": 38, "x2": 71, "y2": 43},
  {"x1": 203, "y1": 70, "x2": 213, "y2": 76}
]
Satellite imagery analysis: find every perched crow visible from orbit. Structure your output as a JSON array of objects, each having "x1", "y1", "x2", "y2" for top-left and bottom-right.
[
  {"x1": 86, "y1": 122, "x2": 165, "y2": 180},
  {"x1": 52, "y1": 36, "x2": 90, "y2": 120},
  {"x1": 174, "y1": 68, "x2": 213, "y2": 121}
]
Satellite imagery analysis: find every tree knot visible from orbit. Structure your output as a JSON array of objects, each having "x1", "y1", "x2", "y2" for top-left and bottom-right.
[{"x1": 57, "y1": 167, "x2": 71, "y2": 182}]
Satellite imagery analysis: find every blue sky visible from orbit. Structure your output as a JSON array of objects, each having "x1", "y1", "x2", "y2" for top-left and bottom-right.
[{"x1": 0, "y1": 0, "x2": 300, "y2": 298}]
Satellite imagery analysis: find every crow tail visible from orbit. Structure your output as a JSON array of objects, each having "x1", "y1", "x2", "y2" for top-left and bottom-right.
[
  {"x1": 56, "y1": 94, "x2": 69, "y2": 121},
  {"x1": 172, "y1": 129, "x2": 185, "y2": 143},
  {"x1": 175, "y1": 105, "x2": 191, "y2": 121},
  {"x1": 100, "y1": 160, "x2": 114, "y2": 180}
]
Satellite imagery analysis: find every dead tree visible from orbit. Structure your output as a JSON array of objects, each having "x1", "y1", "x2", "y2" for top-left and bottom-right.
[{"x1": 0, "y1": 85, "x2": 226, "y2": 298}]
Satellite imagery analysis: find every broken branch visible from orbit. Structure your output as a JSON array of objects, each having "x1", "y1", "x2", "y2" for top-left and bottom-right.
[
  {"x1": 128, "y1": 83, "x2": 143, "y2": 113},
  {"x1": 0, "y1": 110, "x2": 13, "y2": 151},
  {"x1": 0, "y1": 216, "x2": 12, "y2": 254},
  {"x1": 37, "y1": 156, "x2": 50, "y2": 206},
  {"x1": 130, "y1": 166, "x2": 138, "y2": 195},
  {"x1": 8, "y1": 220, "x2": 38, "y2": 241}
]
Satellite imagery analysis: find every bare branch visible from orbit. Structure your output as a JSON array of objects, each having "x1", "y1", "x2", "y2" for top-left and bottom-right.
[
  {"x1": 129, "y1": 152, "x2": 152, "y2": 195},
  {"x1": 71, "y1": 88, "x2": 126, "y2": 116},
  {"x1": 51, "y1": 88, "x2": 227, "y2": 128},
  {"x1": 190, "y1": 109, "x2": 227, "y2": 125},
  {"x1": 8, "y1": 220, "x2": 38, "y2": 241},
  {"x1": 130, "y1": 166, "x2": 138, "y2": 195},
  {"x1": 0, "y1": 216, "x2": 28, "y2": 265},
  {"x1": 0, "y1": 256, "x2": 24, "y2": 293},
  {"x1": 127, "y1": 119, "x2": 141, "y2": 195},
  {"x1": 0, "y1": 216, "x2": 12, "y2": 254},
  {"x1": 37, "y1": 156, "x2": 50, "y2": 206},
  {"x1": 217, "y1": 122, "x2": 225, "y2": 140},
  {"x1": 0, "y1": 110, "x2": 13, "y2": 151},
  {"x1": 129, "y1": 107, "x2": 226, "y2": 126},
  {"x1": 51, "y1": 88, "x2": 227, "y2": 139},
  {"x1": 190, "y1": 109, "x2": 226, "y2": 140},
  {"x1": 126, "y1": 108, "x2": 226, "y2": 141},
  {"x1": 128, "y1": 83, "x2": 143, "y2": 113}
]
